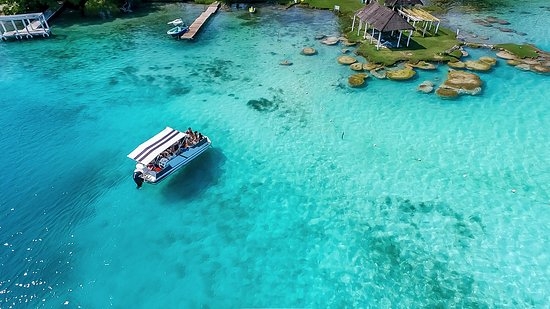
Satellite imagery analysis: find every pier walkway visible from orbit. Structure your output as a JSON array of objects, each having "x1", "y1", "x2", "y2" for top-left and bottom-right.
[{"x1": 181, "y1": 1, "x2": 220, "y2": 40}]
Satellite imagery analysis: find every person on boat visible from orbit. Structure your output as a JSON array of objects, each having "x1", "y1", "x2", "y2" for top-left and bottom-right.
[
  {"x1": 147, "y1": 163, "x2": 162, "y2": 172},
  {"x1": 171, "y1": 143, "x2": 180, "y2": 154},
  {"x1": 177, "y1": 138, "x2": 186, "y2": 151},
  {"x1": 187, "y1": 128, "x2": 198, "y2": 141}
]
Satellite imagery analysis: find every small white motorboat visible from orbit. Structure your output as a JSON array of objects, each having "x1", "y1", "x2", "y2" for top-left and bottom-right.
[
  {"x1": 167, "y1": 18, "x2": 184, "y2": 26},
  {"x1": 128, "y1": 127, "x2": 212, "y2": 188}
]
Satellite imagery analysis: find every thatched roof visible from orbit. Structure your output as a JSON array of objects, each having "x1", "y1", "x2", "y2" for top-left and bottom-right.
[
  {"x1": 356, "y1": 2, "x2": 414, "y2": 32},
  {"x1": 385, "y1": 0, "x2": 424, "y2": 7}
]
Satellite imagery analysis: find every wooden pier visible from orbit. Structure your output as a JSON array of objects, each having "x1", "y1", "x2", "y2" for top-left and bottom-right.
[
  {"x1": 0, "y1": 13, "x2": 51, "y2": 41},
  {"x1": 180, "y1": 1, "x2": 220, "y2": 40}
]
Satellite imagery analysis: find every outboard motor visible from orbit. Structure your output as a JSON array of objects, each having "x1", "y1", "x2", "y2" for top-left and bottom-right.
[{"x1": 133, "y1": 164, "x2": 145, "y2": 189}]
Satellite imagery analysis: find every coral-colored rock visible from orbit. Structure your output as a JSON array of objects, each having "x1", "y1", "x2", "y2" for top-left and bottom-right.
[
  {"x1": 338, "y1": 55, "x2": 357, "y2": 65},
  {"x1": 386, "y1": 68, "x2": 416, "y2": 80}
]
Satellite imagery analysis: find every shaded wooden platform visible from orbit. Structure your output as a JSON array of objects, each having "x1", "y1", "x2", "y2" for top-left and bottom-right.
[
  {"x1": 181, "y1": 1, "x2": 220, "y2": 40},
  {"x1": 0, "y1": 13, "x2": 51, "y2": 41}
]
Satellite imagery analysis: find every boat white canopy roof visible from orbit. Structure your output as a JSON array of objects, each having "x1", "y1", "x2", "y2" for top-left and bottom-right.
[{"x1": 127, "y1": 127, "x2": 186, "y2": 165}]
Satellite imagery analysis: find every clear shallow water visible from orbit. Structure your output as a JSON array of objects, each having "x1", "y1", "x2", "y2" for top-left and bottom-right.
[
  {"x1": 0, "y1": 2, "x2": 549, "y2": 308},
  {"x1": 441, "y1": 0, "x2": 550, "y2": 50}
]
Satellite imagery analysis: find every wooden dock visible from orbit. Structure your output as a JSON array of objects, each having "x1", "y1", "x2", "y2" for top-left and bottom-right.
[{"x1": 180, "y1": 1, "x2": 220, "y2": 40}]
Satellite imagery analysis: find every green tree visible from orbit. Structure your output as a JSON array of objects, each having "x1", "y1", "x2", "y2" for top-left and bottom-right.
[{"x1": 0, "y1": 0, "x2": 125, "y2": 16}]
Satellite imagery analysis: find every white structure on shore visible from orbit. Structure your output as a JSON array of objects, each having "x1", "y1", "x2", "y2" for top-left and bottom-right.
[{"x1": 0, "y1": 13, "x2": 50, "y2": 41}]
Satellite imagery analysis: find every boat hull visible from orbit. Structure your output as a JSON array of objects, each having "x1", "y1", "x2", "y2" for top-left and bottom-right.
[
  {"x1": 142, "y1": 137, "x2": 211, "y2": 184},
  {"x1": 167, "y1": 25, "x2": 189, "y2": 38}
]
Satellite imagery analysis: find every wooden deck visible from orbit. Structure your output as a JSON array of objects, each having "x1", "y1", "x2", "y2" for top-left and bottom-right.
[
  {"x1": 0, "y1": 13, "x2": 51, "y2": 41},
  {"x1": 180, "y1": 1, "x2": 220, "y2": 40}
]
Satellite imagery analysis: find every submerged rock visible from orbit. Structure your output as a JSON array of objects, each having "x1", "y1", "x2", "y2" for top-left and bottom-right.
[
  {"x1": 522, "y1": 59, "x2": 540, "y2": 65},
  {"x1": 348, "y1": 73, "x2": 368, "y2": 87},
  {"x1": 464, "y1": 60, "x2": 492, "y2": 71},
  {"x1": 479, "y1": 56, "x2": 497, "y2": 66},
  {"x1": 321, "y1": 36, "x2": 339, "y2": 45},
  {"x1": 417, "y1": 81, "x2": 434, "y2": 93},
  {"x1": 496, "y1": 51, "x2": 517, "y2": 60},
  {"x1": 448, "y1": 61, "x2": 466, "y2": 69},
  {"x1": 338, "y1": 55, "x2": 357, "y2": 65},
  {"x1": 279, "y1": 60, "x2": 293, "y2": 66},
  {"x1": 386, "y1": 68, "x2": 416, "y2": 80},
  {"x1": 445, "y1": 70, "x2": 482, "y2": 91},
  {"x1": 515, "y1": 64, "x2": 531, "y2": 71},
  {"x1": 436, "y1": 87, "x2": 460, "y2": 98},
  {"x1": 247, "y1": 98, "x2": 278, "y2": 112},
  {"x1": 436, "y1": 70, "x2": 482, "y2": 98},
  {"x1": 485, "y1": 16, "x2": 499, "y2": 23},
  {"x1": 498, "y1": 27, "x2": 515, "y2": 33},
  {"x1": 363, "y1": 62, "x2": 381, "y2": 71},
  {"x1": 340, "y1": 38, "x2": 357, "y2": 46},
  {"x1": 350, "y1": 62, "x2": 364, "y2": 71},
  {"x1": 531, "y1": 65, "x2": 550, "y2": 73},
  {"x1": 410, "y1": 61, "x2": 436, "y2": 70},
  {"x1": 301, "y1": 47, "x2": 317, "y2": 55},
  {"x1": 370, "y1": 69, "x2": 386, "y2": 79},
  {"x1": 473, "y1": 18, "x2": 492, "y2": 27}
]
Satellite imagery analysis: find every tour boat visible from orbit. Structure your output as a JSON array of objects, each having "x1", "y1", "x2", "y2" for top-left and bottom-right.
[
  {"x1": 128, "y1": 127, "x2": 212, "y2": 188},
  {"x1": 167, "y1": 24, "x2": 189, "y2": 38}
]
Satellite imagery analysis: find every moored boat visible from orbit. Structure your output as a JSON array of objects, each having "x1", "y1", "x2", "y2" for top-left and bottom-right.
[
  {"x1": 128, "y1": 127, "x2": 212, "y2": 188},
  {"x1": 167, "y1": 18, "x2": 184, "y2": 26},
  {"x1": 167, "y1": 24, "x2": 189, "y2": 38}
]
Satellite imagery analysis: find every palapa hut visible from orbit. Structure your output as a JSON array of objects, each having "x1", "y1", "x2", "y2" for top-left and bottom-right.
[
  {"x1": 351, "y1": 1, "x2": 414, "y2": 50},
  {"x1": 384, "y1": 0, "x2": 424, "y2": 7},
  {"x1": 385, "y1": 0, "x2": 441, "y2": 36}
]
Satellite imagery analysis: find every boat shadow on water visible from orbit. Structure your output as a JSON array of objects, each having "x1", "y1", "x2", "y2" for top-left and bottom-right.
[{"x1": 160, "y1": 147, "x2": 226, "y2": 203}]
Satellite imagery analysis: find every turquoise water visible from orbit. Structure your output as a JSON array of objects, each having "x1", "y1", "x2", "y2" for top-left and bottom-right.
[{"x1": 1, "y1": 2, "x2": 549, "y2": 308}]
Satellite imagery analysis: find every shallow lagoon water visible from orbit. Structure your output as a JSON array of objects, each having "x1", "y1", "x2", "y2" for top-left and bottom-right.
[{"x1": 0, "y1": 2, "x2": 549, "y2": 308}]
